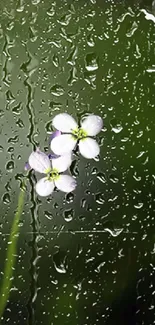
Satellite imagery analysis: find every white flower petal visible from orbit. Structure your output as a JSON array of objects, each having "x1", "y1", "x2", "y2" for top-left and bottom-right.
[
  {"x1": 52, "y1": 153, "x2": 72, "y2": 173},
  {"x1": 36, "y1": 177, "x2": 54, "y2": 197},
  {"x1": 79, "y1": 138, "x2": 100, "y2": 159},
  {"x1": 55, "y1": 175, "x2": 77, "y2": 193},
  {"x1": 28, "y1": 150, "x2": 51, "y2": 173},
  {"x1": 50, "y1": 134, "x2": 77, "y2": 155},
  {"x1": 81, "y1": 115, "x2": 103, "y2": 136},
  {"x1": 52, "y1": 113, "x2": 78, "y2": 132}
]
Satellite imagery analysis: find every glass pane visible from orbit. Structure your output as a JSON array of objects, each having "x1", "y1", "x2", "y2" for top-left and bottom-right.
[{"x1": 0, "y1": 0, "x2": 155, "y2": 324}]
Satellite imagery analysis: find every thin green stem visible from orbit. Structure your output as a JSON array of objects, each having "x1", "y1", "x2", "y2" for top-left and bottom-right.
[{"x1": 0, "y1": 186, "x2": 25, "y2": 319}]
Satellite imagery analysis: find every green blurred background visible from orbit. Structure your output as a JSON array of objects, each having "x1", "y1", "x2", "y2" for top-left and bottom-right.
[{"x1": 0, "y1": 0, "x2": 155, "y2": 324}]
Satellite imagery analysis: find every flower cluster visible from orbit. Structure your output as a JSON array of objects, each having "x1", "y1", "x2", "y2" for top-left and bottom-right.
[{"x1": 27, "y1": 113, "x2": 103, "y2": 197}]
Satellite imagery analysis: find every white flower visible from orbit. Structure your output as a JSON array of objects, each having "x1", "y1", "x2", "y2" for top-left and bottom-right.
[
  {"x1": 28, "y1": 149, "x2": 76, "y2": 197},
  {"x1": 50, "y1": 113, "x2": 103, "y2": 159}
]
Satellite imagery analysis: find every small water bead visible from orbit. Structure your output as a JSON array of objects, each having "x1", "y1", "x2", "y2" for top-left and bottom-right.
[
  {"x1": 31, "y1": 0, "x2": 41, "y2": 5},
  {"x1": 6, "y1": 160, "x2": 14, "y2": 172},
  {"x1": 7, "y1": 146, "x2": 14, "y2": 153},
  {"x1": 57, "y1": 13, "x2": 72, "y2": 26},
  {"x1": 5, "y1": 181, "x2": 11, "y2": 191},
  {"x1": 91, "y1": 167, "x2": 97, "y2": 175},
  {"x1": 109, "y1": 174, "x2": 119, "y2": 183},
  {"x1": 95, "y1": 192, "x2": 105, "y2": 205},
  {"x1": 81, "y1": 198, "x2": 86, "y2": 209},
  {"x1": 52, "y1": 54, "x2": 59, "y2": 67},
  {"x1": 70, "y1": 160, "x2": 79, "y2": 177},
  {"x1": 45, "y1": 120, "x2": 53, "y2": 133},
  {"x1": 87, "y1": 33, "x2": 95, "y2": 47},
  {"x1": 110, "y1": 118, "x2": 123, "y2": 134},
  {"x1": 47, "y1": 5, "x2": 55, "y2": 17},
  {"x1": 85, "y1": 53, "x2": 99, "y2": 72},
  {"x1": 97, "y1": 172, "x2": 107, "y2": 183},
  {"x1": 63, "y1": 208, "x2": 74, "y2": 222},
  {"x1": 134, "y1": 202, "x2": 144, "y2": 209},
  {"x1": 12, "y1": 102, "x2": 23, "y2": 115},
  {"x1": 44, "y1": 211, "x2": 53, "y2": 220},
  {"x1": 2, "y1": 193, "x2": 11, "y2": 204},
  {"x1": 0, "y1": 110, "x2": 4, "y2": 118},
  {"x1": 53, "y1": 251, "x2": 67, "y2": 274},
  {"x1": 78, "y1": 215, "x2": 86, "y2": 221},
  {"x1": 65, "y1": 192, "x2": 74, "y2": 203},
  {"x1": 8, "y1": 136, "x2": 19, "y2": 144},
  {"x1": 53, "y1": 202, "x2": 59, "y2": 209},
  {"x1": 16, "y1": 118, "x2": 25, "y2": 128},
  {"x1": 50, "y1": 84, "x2": 64, "y2": 96},
  {"x1": 104, "y1": 226, "x2": 124, "y2": 237}
]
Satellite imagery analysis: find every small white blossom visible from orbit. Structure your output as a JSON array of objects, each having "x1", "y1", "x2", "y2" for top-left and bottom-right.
[
  {"x1": 50, "y1": 113, "x2": 103, "y2": 159},
  {"x1": 28, "y1": 149, "x2": 76, "y2": 197}
]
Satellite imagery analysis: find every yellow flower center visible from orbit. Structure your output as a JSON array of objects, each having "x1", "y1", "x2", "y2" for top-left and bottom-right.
[
  {"x1": 72, "y1": 128, "x2": 87, "y2": 140},
  {"x1": 45, "y1": 167, "x2": 52, "y2": 174},
  {"x1": 46, "y1": 168, "x2": 60, "y2": 181}
]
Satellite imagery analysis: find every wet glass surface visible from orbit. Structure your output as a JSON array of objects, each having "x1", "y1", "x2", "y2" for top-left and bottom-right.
[{"x1": 0, "y1": 0, "x2": 155, "y2": 324}]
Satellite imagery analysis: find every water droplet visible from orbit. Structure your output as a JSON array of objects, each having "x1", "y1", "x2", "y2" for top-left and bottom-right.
[
  {"x1": 109, "y1": 174, "x2": 119, "y2": 183},
  {"x1": 8, "y1": 136, "x2": 19, "y2": 144},
  {"x1": 52, "y1": 54, "x2": 59, "y2": 67},
  {"x1": 2, "y1": 193, "x2": 11, "y2": 204},
  {"x1": 95, "y1": 261, "x2": 106, "y2": 273},
  {"x1": 105, "y1": 227, "x2": 123, "y2": 237},
  {"x1": 68, "y1": 67, "x2": 78, "y2": 85},
  {"x1": 65, "y1": 192, "x2": 74, "y2": 203},
  {"x1": 97, "y1": 172, "x2": 106, "y2": 183},
  {"x1": 103, "y1": 221, "x2": 123, "y2": 237},
  {"x1": 5, "y1": 181, "x2": 11, "y2": 192},
  {"x1": 110, "y1": 118, "x2": 123, "y2": 133},
  {"x1": 67, "y1": 46, "x2": 78, "y2": 66},
  {"x1": 95, "y1": 192, "x2": 105, "y2": 204},
  {"x1": 57, "y1": 13, "x2": 72, "y2": 26},
  {"x1": 91, "y1": 167, "x2": 97, "y2": 175},
  {"x1": 45, "y1": 120, "x2": 52, "y2": 133},
  {"x1": 126, "y1": 21, "x2": 138, "y2": 37},
  {"x1": 87, "y1": 34, "x2": 95, "y2": 47},
  {"x1": 47, "y1": 5, "x2": 55, "y2": 17},
  {"x1": 20, "y1": 52, "x2": 39, "y2": 76},
  {"x1": 29, "y1": 26, "x2": 38, "y2": 42},
  {"x1": 85, "y1": 53, "x2": 98, "y2": 71},
  {"x1": 134, "y1": 202, "x2": 143, "y2": 209},
  {"x1": 31, "y1": 0, "x2": 40, "y2": 4},
  {"x1": 78, "y1": 215, "x2": 86, "y2": 221},
  {"x1": 63, "y1": 209, "x2": 74, "y2": 222},
  {"x1": 81, "y1": 198, "x2": 86, "y2": 209},
  {"x1": 44, "y1": 211, "x2": 53, "y2": 220},
  {"x1": 6, "y1": 90, "x2": 15, "y2": 105},
  {"x1": 50, "y1": 84, "x2": 64, "y2": 96},
  {"x1": 16, "y1": 0, "x2": 25, "y2": 12},
  {"x1": 7, "y1": 21, "x2": 14, "y2": 31},
  {"x1": 6, "y1": 160, "x2": 14, "y2": 172},
  {"x1": 7, "y1": 146, "x2": 14, "y2": 153},
  {"x1": 133, "y1": 172, "x2": 141, "y2": 181},
  {"x1": 12, "y1": 102, "x2": 23, "y2": 115},
  {"x1": 118, "y1": 8, "x2": 135, "y2": 22},
  {"x1": 49, "y1": 101, "x2": 62, "y2": 112},
  {"x1": 53, "y1": 251, "x2": 67, "y2": 274},
  {"x1": 0, "y1": 110, "x2": 4, "y2": 118},
  {"x1": 70, "y1": 159, "x2": 79, "y2": 177},
  {"x1": 16, "y1": 118, "x2": 25, "y2": 128},
  {"x1": 84, "y1": 71, "x2": 96, "y2": 89}
]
